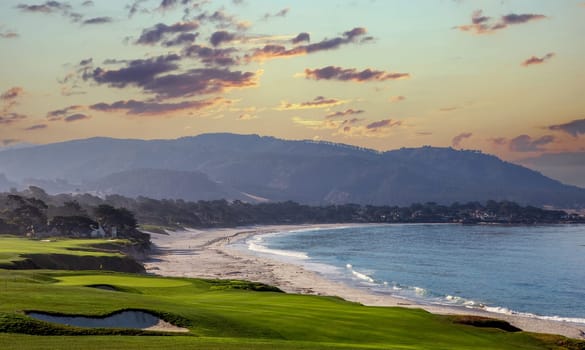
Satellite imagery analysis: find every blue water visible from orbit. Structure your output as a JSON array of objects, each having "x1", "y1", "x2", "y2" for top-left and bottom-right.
[{"x1": 246, "y1": 224, "x2": 585, "y2": 323}]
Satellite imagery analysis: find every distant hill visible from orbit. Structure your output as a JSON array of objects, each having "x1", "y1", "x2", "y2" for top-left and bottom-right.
[
  {"x1": 85, "y1": 168, "x2": 252, "y2": 202},
  {"x1": 0, "y1": 133, "x2": 583, "y2": 207}
]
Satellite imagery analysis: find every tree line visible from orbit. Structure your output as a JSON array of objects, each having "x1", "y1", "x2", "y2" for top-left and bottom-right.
[
  {"x1": 0, "y1": 187, "x2": 147, "y2": 242},
  {"x1": 0, "y1": 187, "x2": 581, "y2": 240}
]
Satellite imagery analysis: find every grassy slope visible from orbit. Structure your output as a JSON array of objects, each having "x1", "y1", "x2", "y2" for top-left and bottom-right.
[
  {"x1": 0, "y1": 270, "x2": 565, "y2": 350},
  {"x1": 0, "y1": 236, "x2": 581, "y2": 349},
  {"x1": 0, "y1": 237, "x2": 122, "y2": 265}
]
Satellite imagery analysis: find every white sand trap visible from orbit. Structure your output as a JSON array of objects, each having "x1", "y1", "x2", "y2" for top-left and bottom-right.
[{"x1": 27, "y1": 310, "x2": 189, "y2": 333}]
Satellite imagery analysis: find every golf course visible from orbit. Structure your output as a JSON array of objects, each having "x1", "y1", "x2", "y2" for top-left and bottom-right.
[{"x1": 0, "y1": 236, "x2": 583, "y2": 349}]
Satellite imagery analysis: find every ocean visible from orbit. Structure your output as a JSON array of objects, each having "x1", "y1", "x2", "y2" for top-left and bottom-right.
[{"x1": 243, "y1": 224, "x2": 585, "y2": 324}]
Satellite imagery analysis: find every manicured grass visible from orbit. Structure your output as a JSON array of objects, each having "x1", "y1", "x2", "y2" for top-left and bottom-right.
[
  {"x1": 0, "y1": 236, "x2": 123, "y2": 265},
  {"x1": 0, "y1": 236, "x2": 581, "y2": 349},
  {"x1": 0, "y1": 270, "x2": 573, "y2": 350}
]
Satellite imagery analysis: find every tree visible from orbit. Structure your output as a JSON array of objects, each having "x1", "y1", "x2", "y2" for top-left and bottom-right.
[
  {"x1": 49, "y1": 216, "x2": 98, "y2": 236},
  {"x1": 4, "y1": 195, "x2": 48, "y2": 235},
  {"x1": 94, "y1": 204, "x2": 137, "y2": 231}
]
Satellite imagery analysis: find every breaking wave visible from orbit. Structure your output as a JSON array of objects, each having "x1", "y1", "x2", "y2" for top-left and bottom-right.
[{"x1": 247, "y1": 235, "x2": 308, "y2": 259}]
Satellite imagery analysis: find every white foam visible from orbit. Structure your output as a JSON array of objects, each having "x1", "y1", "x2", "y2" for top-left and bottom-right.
[
  {"x1": 482, "y1": 306, "x2": 585, "y2": 325},
  {"x1": 414, "y1": 286, "x2": 427, "y2": 296},
  {"x1": 247, "y1": 236, "x2": 308, "y2": 259},
  {"x1": 351, "y1": 269, "x2": 375, "y2": 283},
  {"x1": 344, "y1": 264, "x2": 376, "y2": 283}
]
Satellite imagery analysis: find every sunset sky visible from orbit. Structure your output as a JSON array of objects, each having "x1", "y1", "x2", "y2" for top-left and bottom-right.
[{"x1": 1, "y1": 1, "x2": 584, "y2": 168}]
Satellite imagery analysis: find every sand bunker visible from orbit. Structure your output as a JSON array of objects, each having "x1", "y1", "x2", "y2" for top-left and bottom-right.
[{"x1": 27, "y1": 310, "x2": 189, "y2": 333}]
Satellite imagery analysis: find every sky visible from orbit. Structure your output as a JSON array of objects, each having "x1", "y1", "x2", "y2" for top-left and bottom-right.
[{"x1": 0, "y1": 0, "x2": 584, "y2": 182}]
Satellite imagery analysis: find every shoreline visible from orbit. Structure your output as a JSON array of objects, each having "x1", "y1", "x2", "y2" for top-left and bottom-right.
[{"x1": 144, "y1": 224, "x2": 585, "y2": 340}]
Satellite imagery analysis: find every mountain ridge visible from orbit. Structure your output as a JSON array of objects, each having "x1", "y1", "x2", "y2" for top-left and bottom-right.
[{"x1": 0, "y1": 133, "x2": 582, "y2": 207}]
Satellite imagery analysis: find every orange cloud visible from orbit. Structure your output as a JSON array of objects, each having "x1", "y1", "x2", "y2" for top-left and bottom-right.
[
  {"x1": 276, "y1": 96, "x2": 348, "y2": 111},
  {"x1": 292, "y1": 116, "x2": 361, "y2": 130},
  {"x1": 389, "y1": 96, "x2": 406, "y2": 103}
]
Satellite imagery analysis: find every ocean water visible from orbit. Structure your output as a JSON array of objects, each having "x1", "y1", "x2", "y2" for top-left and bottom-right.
[{"x1": 244, "y1": 224, "x2": 585, "y2": 323}]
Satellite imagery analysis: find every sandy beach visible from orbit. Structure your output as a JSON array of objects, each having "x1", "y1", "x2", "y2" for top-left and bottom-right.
[{"x1": 144, "y1": 224, "x2": 585, "y2": 340}]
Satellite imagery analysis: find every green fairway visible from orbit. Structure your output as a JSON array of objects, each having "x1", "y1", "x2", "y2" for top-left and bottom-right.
[
  {"x1": 0, "y1": 236, "x2": 581, "y2": 349},
  {"x1": 0, "y1": 270, "x2": 577, "y2": 350},
  {"x1": 0, "y1": 237, "x2": 122, "y2": 265}
]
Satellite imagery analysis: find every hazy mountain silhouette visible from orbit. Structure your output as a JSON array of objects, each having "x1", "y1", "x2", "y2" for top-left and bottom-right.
[
  {"x1": 86, "y1": 168, "x2": 252, "y2": 202},
  {"x1": 0, "y1": 133, "x2": 583, "y2": 207}
]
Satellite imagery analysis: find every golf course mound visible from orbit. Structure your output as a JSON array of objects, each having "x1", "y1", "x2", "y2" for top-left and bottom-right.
[
  {"x1": 26, "y1": 310, "x2": 188, "y2": 333},
  {"x1": 5, "y1": 254, "x2": 145, "y2": 273}
]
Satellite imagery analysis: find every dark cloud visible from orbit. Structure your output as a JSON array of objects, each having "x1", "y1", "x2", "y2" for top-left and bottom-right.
[
  {"x1": 141, "y1": 68, "x2": 257, "y2": 99},
  {"x1": 195, "y1": 10, "x2": 249, "y2": 31},
  {"x1": 261, "y1": 8, "x2": 289, "y2": 21},
  {"x1": 0, "y1": 113, "x2": 27, "y2": 125},
  {"x1": 456, "y1": 10, "x2": 547, "y2": 35},
  {"x1": 325, "y1": 109, "x2": 364, "y2": 119},
  {"x1": 79, "y1": 58, "x2": 93, "y2": 66},
  {"x1": 521, "y1": 52, "x2": 555, "y2": 67},
  {"x1": 343, "y1": 27, "x2": 367, "y2": 40},
  {"x1": 366, "y1": 119, "x2": 402, "y2": 130},
  {"x1": 248, "y1": 27, "x2": 368, "y2": 61},
  {"x1": 452, "y1": 132, "x2": 473, "y2": 148},
  {"x1": 82, "y1": 16, "x2": 113, "y2": 25},
  {"x1": 88, "y1": 54, "x2": 180, "y2": 88},
  {"x1": 210, "y1": 30, "x2": 236, "y2": 46},
  {"x1": 136, "y1": 21, "x2": 199, "y2": 45},
  {"x1": 90, "y1": 98, "x2": 225, "y2": 116},
  {"x1": 81, "y1": 0, "x2": 93, "y2": 6},
  {"x1": 16, "y1": 1, "x2": 72, "y2": 14},
  {"x1": 25, "y1": 124, "x2": 47, "y2": 130},
  {"x1": 509, "y1": 134, "x2": 555, "y2": 152},
  {"x1": 88, "y1": 54, "x2": 256, "y2": 99},
  {"x1": 159, "y1": 0, "x2": 201, "y2": 10},
  {"x1": 292, "y1": 32, "x2": 310, "y2": 44},
  {"x1": 163, "y1": 32, "x2": 198, "y2": 46},
  {"x1": 126, "y1": 0, "x2": 149, "y2": 18},
  {"x1": 183, "y1": 44, "x2": 239, "y2": 66},
  {"x1": 158, "y1": 0, "x2": 178, "y2": 10},
  {"x1": 46, "y1": 105, "x2": 83, "y2": 120},
  {"x1": 304, "y1": 66, "x2": 410, "y2": 82},
  {"x1": 16, "y1": 1, "x2": 84, "y2": 23},
  {"x1": 549, "y1": 118, "x2": 585, "y2": 137},
  {"x1": 64, "y1": 113, "x2": 90, "y2": 122},
  {"x1": 502, "y1": 13, "x2": 547, "y2": 25}
]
